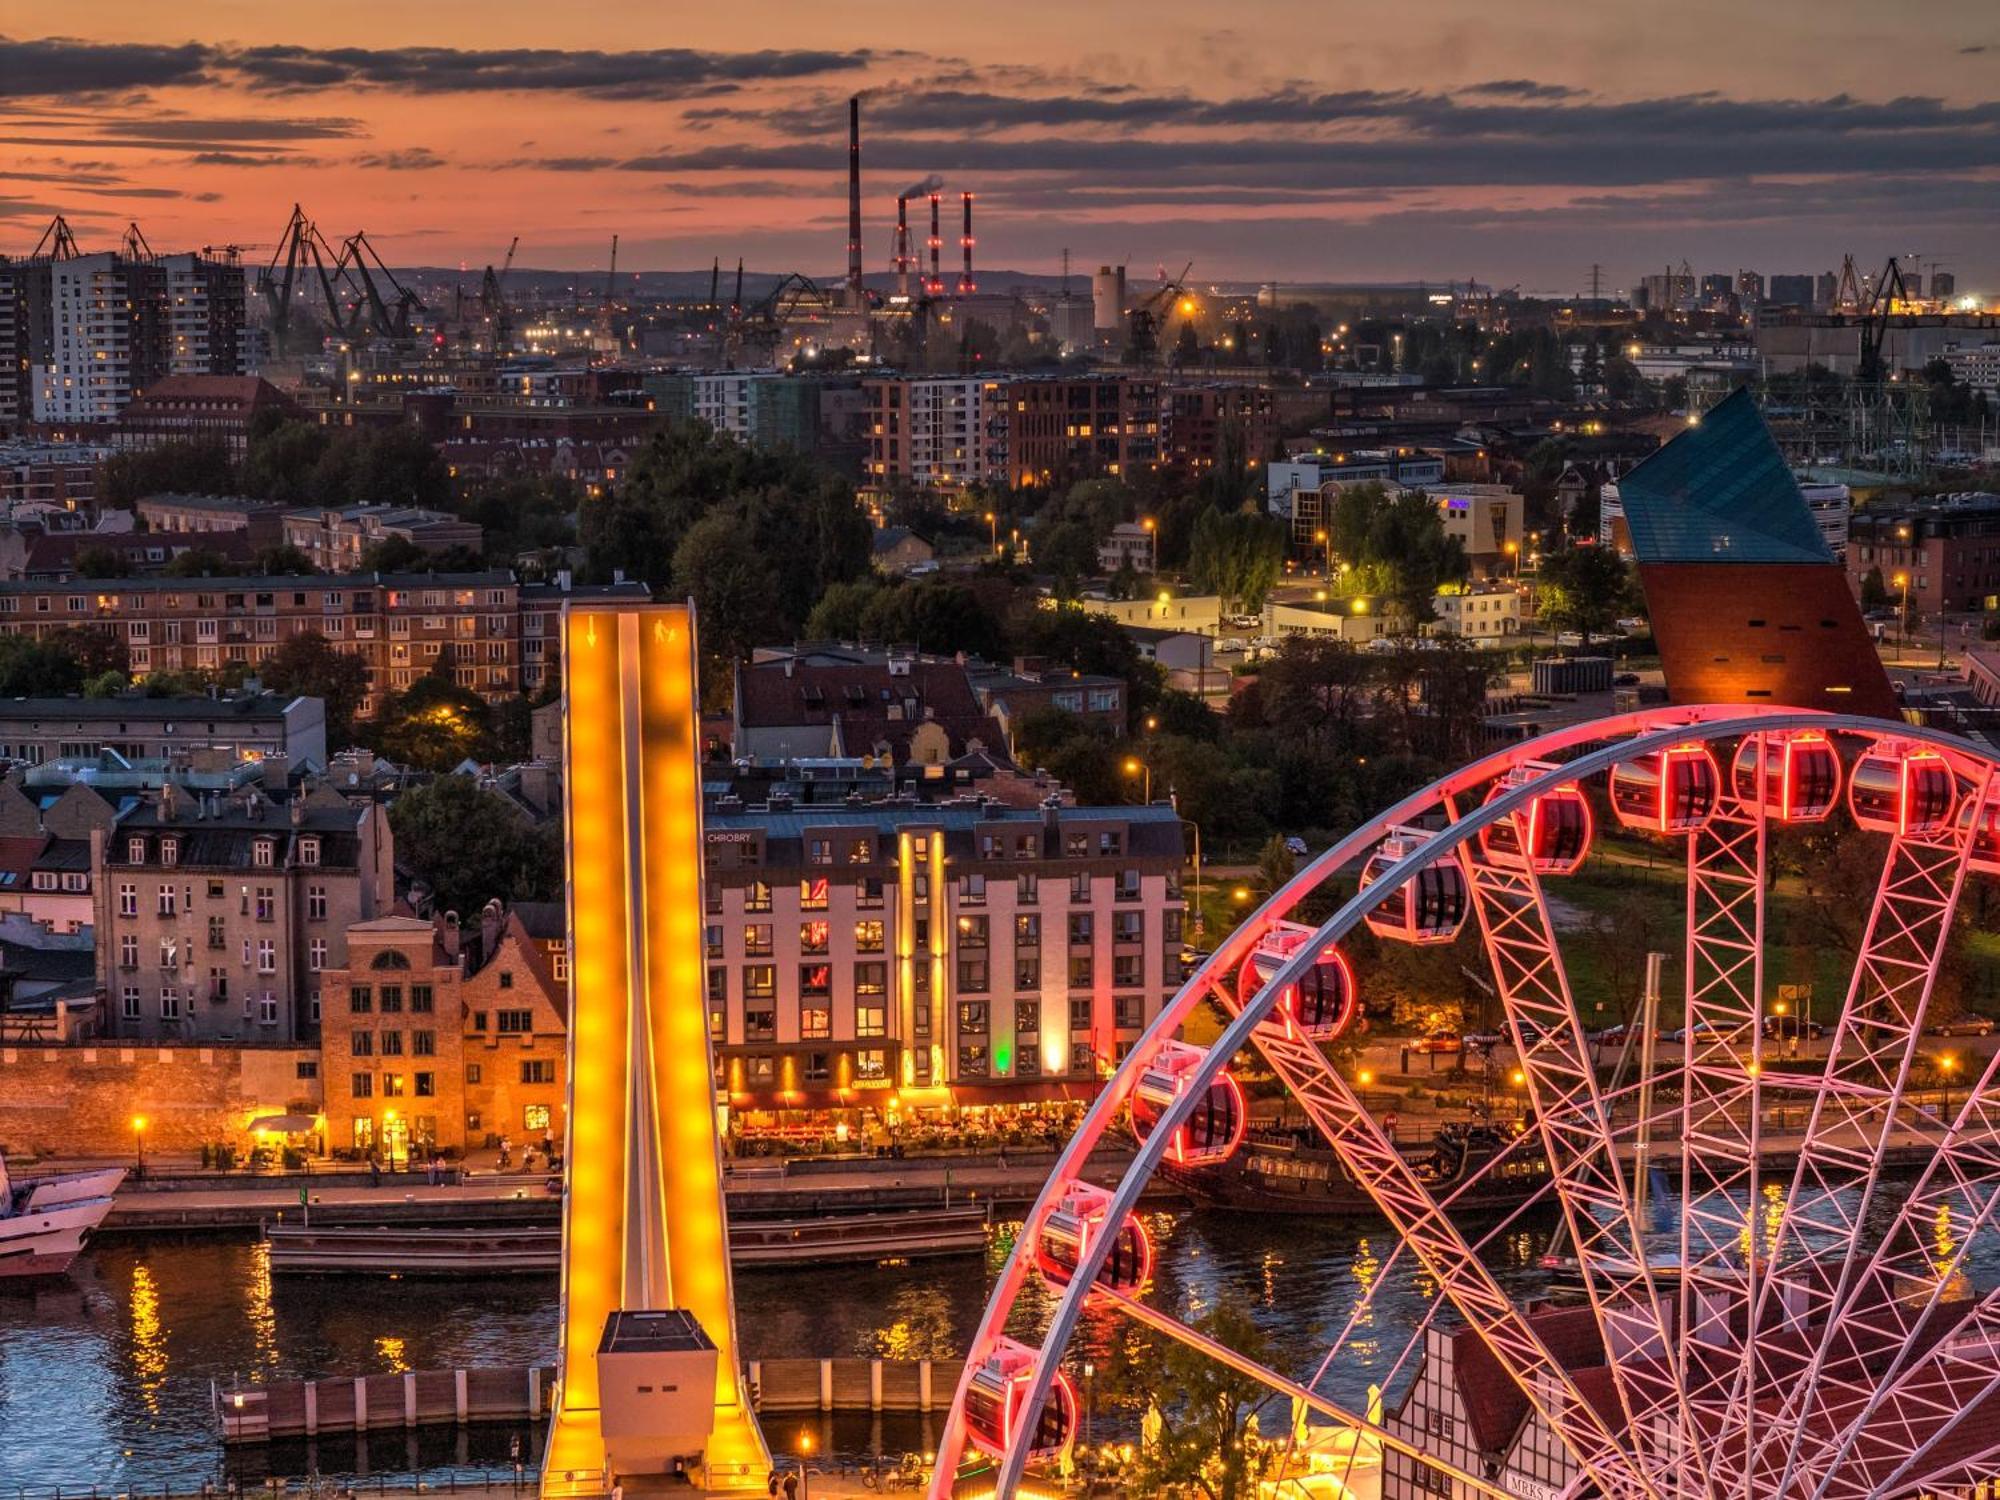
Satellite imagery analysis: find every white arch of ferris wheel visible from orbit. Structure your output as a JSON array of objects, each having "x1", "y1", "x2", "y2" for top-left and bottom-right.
[{"x1": 931, "y1": 705, "x2": 2000, "y2": 1500}]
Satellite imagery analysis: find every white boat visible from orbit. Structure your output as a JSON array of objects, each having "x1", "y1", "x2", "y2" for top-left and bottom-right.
[{"x1": 0, "y1": 1153, "x2": 123, "y2": 1279}]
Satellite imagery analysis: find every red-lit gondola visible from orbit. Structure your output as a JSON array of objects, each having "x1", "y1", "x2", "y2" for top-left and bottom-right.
[
  {"x1": 1958, "y1": 793, "x2": 2000, "y2": 875},
  {"x1": 1610, "y1": 743, "x2": 1720, "y2": 835},
  {"x1": 1036, "y1": 1182, "x2": 1153, "y2": 1295},
  {"x1": 1849, "y1": 741, "x2": 1957, "y2": 836},
  {"x1": 1479, "y1": 760, "x2": 1594, "y2": 875},
  {"x1": 962, "y1": 1337, "x2": 1078, "y2": 1462},
  {"x1": 1129, "y1": 1039, "x2": 1246, "y2": 1166},
  {"x1": 1239, "y1": 922, "x2": 1359, "y2": 1042},
  {"x1": 1360, "y1": 826, "x2": 1468, "y2": 944},
  {"x1": 1730, "y1": 731, "x2": 1842, "y2": 823}
]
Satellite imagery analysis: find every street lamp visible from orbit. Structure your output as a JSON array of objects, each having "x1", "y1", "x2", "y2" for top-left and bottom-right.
[
  {"x1": 1123, "y1": 756, "x2": 1151, "y2": 804},
  {"x1": 1505, "y1": 539, "x2": 1521, "y2": 579},
  {"x1": 1314, "y1": 528, "x2": 1332, "y2": 581},
  {"x1": 1082, "y1": 1362, "x2": 1096, "y2": 1449},
  {"x1": 985, "y1": 511, "x2": 998, "y2": 555},
  {"x1": 131, "y1": 1116, "x2": 147, "y2": 1179},
  {"x1": 1141, "y1": 515, "x2": 1157, "y2": 574},
  {"x1": 1896, "y1": 572, "x2": 1911, "y2": 657}
]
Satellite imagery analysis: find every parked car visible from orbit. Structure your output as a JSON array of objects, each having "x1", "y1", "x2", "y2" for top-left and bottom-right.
[
  {"x1": 1928, "y1": 1016, "x2": 1996, "y2": 1037},
  {"x1": 1613, "y1": 672, "x2": 1641, "y2": 687},
  {"x1": 1761, "y1": 1014, "x2": 1827, "y2": 1040},
  {"x1": 1283, "y1": 836, "x2": 1309, "y2": 856},
  {"x1": 1589, "y1": 1021, "x2": 1648, "y2": 1045},
  {"x1": 1217, "y1": 637, "x2": 1249, "y2": 653},
  {"x1": 1667, "y1": 1020, "x2": 1746, "y2": 1043},
  {"x1": 1411, "y1": 1034, "x2": 1463, "y2": 1054}
]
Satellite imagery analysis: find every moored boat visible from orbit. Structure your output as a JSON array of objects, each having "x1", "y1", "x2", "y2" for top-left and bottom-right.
[
  {"x1": 0, "y1": 1153, "x2": 124, "y2": 1279},
  {"x1": 1161, "y1": 1122, "x2": 1550, "y2": 1214}
]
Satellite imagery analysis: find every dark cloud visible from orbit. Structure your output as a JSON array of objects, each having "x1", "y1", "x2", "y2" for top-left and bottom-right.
[
  {"x1": 96, "y1": 116, "x2": 363, "y2": 142},
  {"x1": 353, "y1": 147, "x2": 446, "y2": 171},
  {"x1": 0, "y1": 35, "x2": 894, "y2": 104},
  {"x1": 0, "y1": 36, "x2": 212, "y2": 97},
  {"x1": 185, "y1": 151, "x2": 313, "y2": 167},
  {"x1": 1962, "y1": 44, "x2": 1989, "y2": 54},
  {"x1": 1463, "y1": 79, "x2": 1584, "y2": 100}
]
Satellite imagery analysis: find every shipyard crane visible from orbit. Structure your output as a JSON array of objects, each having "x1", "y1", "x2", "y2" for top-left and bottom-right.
[
  {"x1": 120, "y1": 222, "x2": 156, "y2": 262},
  {"x1": 29, "y1": 215, "x2": 80, "y2": 261},
  {"x1": 258, "y1": 204, "x2": 352, "y2": 355},
  {"x1": 1126, "y1": 261, "x2": 1196, "y2": 366},
  {"x1": 1858, "y1": 254, "x2": 1914, "y2": 382},
  {"x1": 479, "y1": 235, "x2": 520, "y2": 350},
  {"x1": 336, "y1": 229, "x2": 426, "y2": 343}
]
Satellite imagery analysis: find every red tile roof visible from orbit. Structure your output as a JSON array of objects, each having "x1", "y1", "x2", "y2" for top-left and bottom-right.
[{"x1": 736, "y1": 659, "x2": 1010, "y2": 763}]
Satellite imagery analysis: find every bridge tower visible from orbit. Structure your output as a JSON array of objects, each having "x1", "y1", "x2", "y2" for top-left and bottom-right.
[{"x1": 542, "y1": 601, "x2": 769, "y2": 1496}]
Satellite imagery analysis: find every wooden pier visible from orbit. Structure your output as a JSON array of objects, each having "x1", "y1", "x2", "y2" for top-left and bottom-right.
[
  {"x1": 215, "y1": 1366, "x2": 554, "y2": 1443},
  {"x1": 215, "y1": 1358, "x2": 955, "y2": 1444}
]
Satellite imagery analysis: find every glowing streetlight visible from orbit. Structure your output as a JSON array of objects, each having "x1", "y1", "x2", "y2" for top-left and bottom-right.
[
  {"x1": 131, "y1": 1115, "x2": 147, "y2": 1177},
  {"x1": 1232, "y1": 886, "x2": 1251, "y2": 903},
  {"x1": 1141, "y1": 514, "x2": 1158, "y2": 573},
  {"x1": 985, "y1": 511, "x2": 998, "y2": 554},
  {"x1": 1123, "y1": 756, "x2": 1151, "y2": 803}
]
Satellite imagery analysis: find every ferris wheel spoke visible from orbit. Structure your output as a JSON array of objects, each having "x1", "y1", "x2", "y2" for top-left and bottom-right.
[
  {"x1": 1242, "y1": 1017, "x2": 1660, "y2": 1500},
  {"x1": 1737, "y1": 780, "x2": 1987, "y2": 1500},
  {"x1": 1763, "y1": 1045, "x2": 2000, "y2": 1500},
  {"x1": 1097, "y1": 1288, "x2": 1515, "y2": 1499},
  {"x1": 1673, "y1": 782, "x2": 1772, "y2": 1497},
  {"x1": 1460, "y1": 843, "x2": 1706, "y2": 1494}
]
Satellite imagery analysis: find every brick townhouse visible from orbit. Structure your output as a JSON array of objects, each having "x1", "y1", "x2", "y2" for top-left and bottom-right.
[{"x1": 317, "y1": 907, "x2": 567, "y2": 1158}]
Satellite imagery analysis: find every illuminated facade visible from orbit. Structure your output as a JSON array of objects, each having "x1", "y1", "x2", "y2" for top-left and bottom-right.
[
  {"x1": 545, "y1": 600, "x2": 766, "y2": 1496},
  {"x1": 701, "y1": 801, "x2": 1187, "y2": 1117}
]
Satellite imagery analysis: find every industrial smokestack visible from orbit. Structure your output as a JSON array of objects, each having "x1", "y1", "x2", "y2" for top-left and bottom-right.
[
  {"x1": 927, "y1": 192, "x2": 943, "y2": 297},
  {"x1": 846, "y1": 95, "x2": 864, "y2": 307},
  {"x1": 894, "y1": 196, "x2": 911, "y2": 298},
  {"x1": 958, "y1": 191, "x2": 976, "y2": 296}
]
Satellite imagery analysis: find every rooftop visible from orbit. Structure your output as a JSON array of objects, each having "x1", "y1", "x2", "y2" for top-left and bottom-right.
[{"x1": 1616, "y1": 389, "x2": 1833, "y2": 565}]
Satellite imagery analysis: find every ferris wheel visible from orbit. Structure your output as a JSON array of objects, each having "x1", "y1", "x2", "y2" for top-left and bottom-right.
[{"x1": 927, "y1": 705, "x2": 2000, "y2": 1500}]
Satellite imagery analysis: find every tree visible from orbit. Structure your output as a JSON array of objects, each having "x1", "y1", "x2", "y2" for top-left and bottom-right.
[
  {"x1": 1188, "y1": 505, "x2": 1286, "y2": 614},
  {"x1": 1255, "y1": 833, "x2": 1295, "y2": 895},
  {"x1": 387, "y1": 775, "x2": 561, "y2": 917},
  {"x1": 673, "y1": 511, "x2": 782, "y2": 709},
  {"x1": 1035, "y1": 519, "x2": 1099, "y2": 596},
  {"x1": 0, "y1": 635, "x2": 91, "y2": 697},
  {"x1": 259, "y1": 630, "x2": 370, "y2": 747},
  {"x1": 99, "y1": 438, "x2": 235, "y2": 506},
  {"x1": 366, "y1": 671, "x2": 496, "y2": 769},
  {"x1": 1367, "y1": 491, "x2": 1467, "y2": 629},
  {"x1": 254, "y1": 543, "x2": 319, "y2": 575},
  {"x1": 1860, "y1": 565, "x2": 1889, "y2": 613},
  {"x1": 163, "y1": 546, "x2": 241, "y2": 578},
  {"x1": 358, "y1": 534, "x2": 430, "y2": 573},
  {"x1": 1536, "y1": 544, "x2": 1630, "y2": 648},
  {"x1": 72, "y1": 544, "x2": 131, "y2": 579},
  {"x1": 1097, "y1": 1296, "x2": 1283, "y2": 1500}
]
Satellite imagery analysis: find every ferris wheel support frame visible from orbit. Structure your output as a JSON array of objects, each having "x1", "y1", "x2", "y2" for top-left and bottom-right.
[{"x1": 930, "y1": 707, "x2": 1997, "y2": 1500}]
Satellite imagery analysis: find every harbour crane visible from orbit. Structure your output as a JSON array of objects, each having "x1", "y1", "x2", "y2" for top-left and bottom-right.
[{"x1": 1126, "y1": 261, "x2": 1196, "y2": 367}]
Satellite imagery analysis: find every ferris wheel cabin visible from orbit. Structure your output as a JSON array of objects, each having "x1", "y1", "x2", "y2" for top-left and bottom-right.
[
  {"x1": 1478, "y1": 760, "x2": 1594, "y2": 875},
  {"x1": 961, "y1": 1337, "x2": 1078, "y2": 1463},
  {"x1": 1610, "y1": 743, "x2": 1721, "y2": 834},
  {"x1": 1359, "y1": 826, "x2": 1469, "y2": 944},
  {"x1": 1129, "y1": 1039, "x2": 1246, "y2": 1166},
  {"x1": 1848, "y1": 743, "x2": 1957, "y2": 836},
  {"x1": 1730, "y1": 730, "x2": 1842, "y2": 822},
  {"x1": 1035, "y1": 1181, "x2": 1153, "y2": 1295},
  {"x1": 1239, "y1": 921, "x2": 1359, "y2": 1042}
]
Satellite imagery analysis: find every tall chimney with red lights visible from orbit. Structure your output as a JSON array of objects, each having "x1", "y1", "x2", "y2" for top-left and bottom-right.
[
  {"x1": 927, "y1": 192, "x2": 943, "y2": 296},
  {"x1": 958, "y1": 191, "x2": 976, "y2": 295}
]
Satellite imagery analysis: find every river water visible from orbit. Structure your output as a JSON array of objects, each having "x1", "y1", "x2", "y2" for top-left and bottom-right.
[
  {"x1": 8, "y1": 1184, "x2": 1981, "y2": 1493},
  {"x1": 0, "y1": 1207, "x2": 1562, "y2": 1492}
]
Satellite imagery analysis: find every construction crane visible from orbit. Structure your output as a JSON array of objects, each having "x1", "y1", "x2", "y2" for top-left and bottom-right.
[
  {"x1": 1859, "y1": 255, "x2": 1914, "y2": 382},
  {"x1": 29, "y1": 215, "x2": 80, "y2": 261},
  {"x1": 1126, "y1": 261, "x2": 1196, "y2": 367},
  {"x1": 478, "y1": 235, "x2": 520, "y2": 350},
  {"x1": 258, "y1": 204, "x2": 351, "y2": 355},
  {"x1": 337, "y1": 229, "x2": 426, "y2": 343}
]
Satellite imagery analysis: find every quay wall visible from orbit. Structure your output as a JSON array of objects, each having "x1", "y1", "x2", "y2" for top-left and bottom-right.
[{"x1": 0, "y1": 1043, "x2": 321, "y2": 1157}]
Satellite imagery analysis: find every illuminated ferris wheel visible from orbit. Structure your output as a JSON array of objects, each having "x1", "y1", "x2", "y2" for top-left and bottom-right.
[{"x1": 927, "y1": 706, "x2": 2000, "y2": 1500}]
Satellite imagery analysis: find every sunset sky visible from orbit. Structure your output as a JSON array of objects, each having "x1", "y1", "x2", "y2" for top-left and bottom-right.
[{"x1": 7, "y1": 0, "x2": 1999, "y2": 292}]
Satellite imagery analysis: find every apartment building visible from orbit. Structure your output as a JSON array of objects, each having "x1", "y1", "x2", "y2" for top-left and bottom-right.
[
  {"x1": 317, "y1": 907, "x2": 568, "y2": 1157},
  {"x1": 1847, "y1": 493, "x2": 2000, "y2": 615},
  {"x1": 0, "y1": 691, "x2": 325, "y2": 770},
  {"x1": 109, "y1": 375, "x2": 294, "y2": 457},
  {"x1": 279, "y1": 504, "x2": 484, "y2": 573},
  {"x1": 95, "y1": 785, "x2": 395, "y2": 1044},
  {"x1": 700, "y1": 798, "x2": 1187, "y2": 1125},
  {"x1": 0, "y1": 442, "x2": 105, "y2": 506},
  {"x1": 1160, "y1": 384, "x2": 1278, "y2": 471},
  {"x1": 999, "y1": 375, "x2": 1159, "y2": 489},
  {"x1": 135, "y1": 493, "x2": 289, "y2": 547},
  {"x1": 0, "y1": 570, "x2": 644, "y2": 717},
  {"x1": 1431, "y1": 582, "x2": 1522, "y2": 640},
  {"x1": 864, "y1": 377, "x2": 1006, "y2": 490},
  {"x1": 28, "y1": 252, "x2": 251, "y2": 425}
]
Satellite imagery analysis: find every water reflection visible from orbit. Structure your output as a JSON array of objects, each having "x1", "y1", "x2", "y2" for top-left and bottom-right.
[{"x1": 130, "y1": 1263, "x2": 168, "y2": 1416}]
